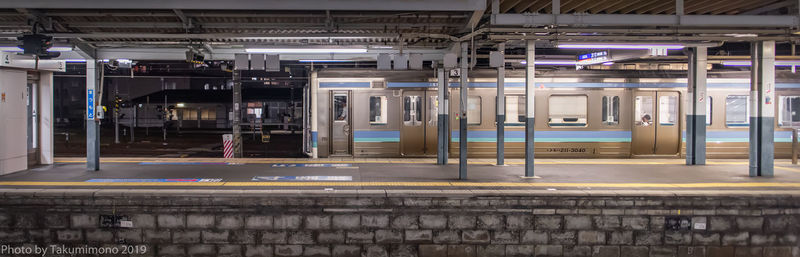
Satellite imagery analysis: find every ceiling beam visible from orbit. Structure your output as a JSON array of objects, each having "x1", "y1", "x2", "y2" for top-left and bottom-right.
[
  {"x1": 492, "y1": 13, "x2": 800, "y2": 28},
  {"x1": 464, "y1": 8, "x2": 487, "y2": 31},
  {"x1": 500, "y1": 0, "x2": 524, "y2": 13},
  {"x1": 2, "y1": 0, "x2": 486, "y2": 11},
  {"x1": 739, "y1": 0, "x2": 793, "y2": 14}
]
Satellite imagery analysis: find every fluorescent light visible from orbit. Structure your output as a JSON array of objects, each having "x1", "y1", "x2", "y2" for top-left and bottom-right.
[
  {"x1": 602, "y1": 62, "x2": 615, "y2": 65},
  {"x1": 176, "y1": 103, "x2": 185, "y2": 107},
  {"x1": 298, "y1": 59, "x2": 355, "y2": 63},
  {"x1": 520, "y1": 60, "x2": 576, "y2": 65},
  {"x1": 245, "y1": 48, "x2": 367, "y2": 53},
  {"x1": 722, "y1": 61, "x2": 800, "y2": 66},
  {"x1": 0, "y1": 46, "x2": 73, "y2": 52},
  {"x1": 64, "y1": 59, "x2": 86, "y2": 63},
  {"x1": 558, "y1": 43, "x2": 684, "y2": 50}
]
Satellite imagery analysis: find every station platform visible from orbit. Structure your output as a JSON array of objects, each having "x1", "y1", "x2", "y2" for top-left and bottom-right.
[{"x1": 1, "y1": 157, "x2": 799, "y2": 190}]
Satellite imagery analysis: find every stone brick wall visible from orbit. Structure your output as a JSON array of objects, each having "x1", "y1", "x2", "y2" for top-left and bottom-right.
[{"x1": 0, "y1": 189, "x2": 798, "y2": 257}]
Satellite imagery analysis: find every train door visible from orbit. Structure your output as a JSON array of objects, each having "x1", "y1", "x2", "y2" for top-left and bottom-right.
[
  {"x1": 26, "y1": 78, "x2": 39, "y2": 166},
  {"x1": 632, "y1": 91, "x2": 681, "y2": 155},
  {"x1": 330, "y1": 91, "x2": 352, "y2": 156},
  {"x1": 424, "y1": 92, "x2": 439, "y2": 156},
  {"x1": 401, "y1": 91, "x2": 425, "y2": 156}
]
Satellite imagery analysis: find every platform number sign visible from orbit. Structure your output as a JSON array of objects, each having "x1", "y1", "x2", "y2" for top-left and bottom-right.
[{"x1": 87, "y1": 89, "x2": 95, "y2": 120}]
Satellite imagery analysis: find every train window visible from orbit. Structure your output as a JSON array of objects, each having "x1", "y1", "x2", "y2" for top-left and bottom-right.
[
  {"x1": 428, "y1": 96, "x2": 438, "y2": 125},
  {"x1": 505, "y1": 96, "x2": 526, "y2": 125},
  {"x1": 403, "y1": 96, "x2": 422, "y2": 123},
  {"x1": 635, "y1": 96, "x2": 653, "y2": 127},
  {"x1": 467, "y1": 96, "x2": 481, "y2": 125},
  {"x1": 333, "y1": 94, "x2": 348, "y2": 121},
  {"x1": 779, "y1": 96, "x2": 800, "y2": 127},
  {"x1": 659, "y1": 96, "x2": 678, "y2": 126},
  {"x1": 602, "y1": 96, "x2": 619, "y2": 125},
  {"x1": 725, "y1": 95, "x2": 749, "y2": 127},
  {"x1": 369, "y1": 96, "x2": 388, "y2": 125},
  {"x1": 548, "y1": 95, "x2": 587, "y2": 127}
]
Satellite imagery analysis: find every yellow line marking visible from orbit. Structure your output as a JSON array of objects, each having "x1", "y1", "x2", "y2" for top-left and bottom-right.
[{"x1": 0, "y1": 181, "x2": 798, "y2": 188}]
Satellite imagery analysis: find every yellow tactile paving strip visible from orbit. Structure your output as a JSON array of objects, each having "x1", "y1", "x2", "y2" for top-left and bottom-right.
[{"x1": 0, "y1": 181, "x2": 798, "y2": 188}]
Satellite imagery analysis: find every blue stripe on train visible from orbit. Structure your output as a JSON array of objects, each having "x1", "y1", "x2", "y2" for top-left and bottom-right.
[
  {"x1": 354, "y1": 130, "x2": 400, "y2": 142},
  {"x1": 450, "y1": 130, "x2": 632, "y2": 143},
  {"x1": 682, "y1": 131, "x2": 793, "y2": 142},
  {"x1": 385, "y1": 82, "x2": 800, "y2": 89}
]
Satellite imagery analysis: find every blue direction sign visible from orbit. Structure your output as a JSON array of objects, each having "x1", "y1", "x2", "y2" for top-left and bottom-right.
[
  {"x1": 87, "y1": 89, "x2": 95, "y2": 120},
  {"x1": 252, "y1": 176, "x2": 353, "y2": 181}
]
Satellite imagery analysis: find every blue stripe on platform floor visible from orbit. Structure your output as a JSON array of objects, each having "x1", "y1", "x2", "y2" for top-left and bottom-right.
[
  {"x1": 271, "y1": 164, "x2": 353, "y2": 167},
  {"x1": 139, "y1": 162, "x2": 232, "y2": 165},
  {"x1": 85, "y1": 178, "x2": 223, "y2": 182}
]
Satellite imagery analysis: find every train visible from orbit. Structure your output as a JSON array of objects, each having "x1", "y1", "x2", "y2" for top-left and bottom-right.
[{"x1": 312, "y1": 69, "x2": 800, "y2": 159}]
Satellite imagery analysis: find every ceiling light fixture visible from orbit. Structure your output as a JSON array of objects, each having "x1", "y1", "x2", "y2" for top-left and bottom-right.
[
  {"x1": 557, "y1": 43, "x2": 684, "y2": 50},
  {"x1": 722, "y1": 60, "x2": 800, "y2": 66},
  {"x1": 245, "y1": 48, "x2": 367, "y2": 54}
]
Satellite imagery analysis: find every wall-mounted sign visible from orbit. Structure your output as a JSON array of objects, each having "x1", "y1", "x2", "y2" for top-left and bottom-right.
[{"x1": 87, "y1": 89, "x2": 95, "y2": 120}]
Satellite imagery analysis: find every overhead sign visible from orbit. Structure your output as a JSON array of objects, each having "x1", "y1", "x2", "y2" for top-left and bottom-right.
[
  {"x1": 0, "y1": 52, "x2": 66, "y2": 72},
  {"x1": 252, "y1": 176, "x2": 353, "y2": 181},
  {"x1": 87, "y1": 89, "x2": 94, "y2": 120},
  {"x1": 577, "y1": 51, "x2": 610, "y2": 65}
]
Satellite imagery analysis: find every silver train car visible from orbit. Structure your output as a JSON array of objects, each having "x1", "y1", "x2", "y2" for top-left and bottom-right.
[{"x1": 313, "y1": 69, "x2": 800, "y2": 159}]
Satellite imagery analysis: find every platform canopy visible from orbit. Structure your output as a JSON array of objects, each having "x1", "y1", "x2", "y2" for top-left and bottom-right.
[{"x1": 0, "y1": 0, "x2": 798, "y2": 60}]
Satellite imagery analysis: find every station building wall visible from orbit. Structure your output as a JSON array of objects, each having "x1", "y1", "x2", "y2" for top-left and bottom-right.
[{"x1": 0, "y1": 68, "x2": 28, "y2": 175}]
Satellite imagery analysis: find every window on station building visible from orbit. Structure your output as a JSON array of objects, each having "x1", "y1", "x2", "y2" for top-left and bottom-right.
[
  {"x1": 779, "y1": 96, "x2": 800, "y2": 127},
  {"x1": 403, "y1": 95, "x2": 422, "y2": 123},
  {"x1": 726, "y1": 95, "x2": 749, "y2": 127},
  {"x1": 602, "y1": 96, "x2": 619, "y2": 125},
  {"x1": 369, "y1": 96, "x2": 388, "y2": 125},
  {"x1": 659, "y1": 95, "x2": 678, "y2": 126},
  {"x1": 504, "y1": 95, "x2": 526, "y2": 125},
  {"x1": 202, "y1": 109, "x2": 218, "y2": 120},
  {"x1": 548, "y1": 95, "x2": 587, "y2": 127},
  {"x1": 467, "y1": 96, "x2": 481, "y2": 125}
]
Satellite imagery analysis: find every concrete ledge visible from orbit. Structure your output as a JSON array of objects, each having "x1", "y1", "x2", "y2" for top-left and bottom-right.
[{"x1": 1, "y1": 188, "x2": 800, "y2": 198}]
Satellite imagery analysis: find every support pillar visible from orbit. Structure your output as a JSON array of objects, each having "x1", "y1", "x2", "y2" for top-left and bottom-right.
[
  {"x1": 311, "y1": 70, "x2": 319, "y2": 158},
  {"x1": 749, "y1": 41, "x2": 776, "y2": 177},
  {"x1": 86, "y1": 60, "x2": 100, "y2": 171},
  {"x1": 39, "y1": 71, "x2": 54, "y2": 165},
  {"x1": 437, "y1": 67, "x2": 448, "y2": 165},
  {"x1": 459, "y1": 42, "x2": 469, "y2": 180},
  {"x1": 496, "y1": 43, "x2": 505, "y2": 166},
  {"x1": 524, "y1": 40, "x2": 535, "y2": 177},
  {"x1": 232, "y1": 70, "x2": 243, "y2": 158},
  {"x1": 686, "y1": 47, "x2": 707, "y2": 165}
]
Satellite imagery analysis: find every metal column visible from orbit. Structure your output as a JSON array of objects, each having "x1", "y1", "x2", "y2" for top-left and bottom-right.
[
  {"x1": 496, "y1": 43, "x2": 505, "y2": 166},
  {"x1": 86, "y1": 60, "x2": 100, "y2": 171},
  {"x1": 686, "y1": 47, "x2": 707, "y2": 165},
  {"x1": 459, "y1": 42, "x2": 469, "y2": 180},
  {"x1": 437, "y1": 67, "x2": 448, "y2": 165},
  {"x1": 749, "y1": 41, "x2": 776, "y2": 177},
  {"x1": 232, "y1": 70, "x2": 243, "y2": 158},
  {"x1": 311, "y1": 71, "x2": 319, "y2": 158},
  {"x1": 524, "y1": 40, "x2": 535, "y2": 177}
]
